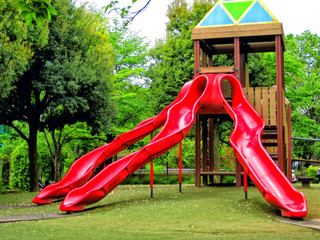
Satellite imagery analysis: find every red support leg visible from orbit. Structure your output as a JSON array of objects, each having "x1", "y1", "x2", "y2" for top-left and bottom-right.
[
  {"x1": 150, "y1": 133, "x2": 154, "y2": 198},
  {"x1": 179, "y1": 141, "x2": 182, "y2": 192},
  {"x1": 244, "y1": 170, "x2": 248, "y2": 199}
]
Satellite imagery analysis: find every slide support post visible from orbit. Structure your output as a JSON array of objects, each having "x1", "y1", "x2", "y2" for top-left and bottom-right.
[
  {"x1": 244, "y1": 170, "x2": 248, "y2": 199},
  {"x1": 179, "y1": 141, "x2": 182, "y2": 193}
]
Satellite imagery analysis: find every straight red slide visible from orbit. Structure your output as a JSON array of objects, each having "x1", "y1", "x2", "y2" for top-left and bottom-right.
[{"x1": 57, "y1": 74, "x2": 307, "y2": 218}]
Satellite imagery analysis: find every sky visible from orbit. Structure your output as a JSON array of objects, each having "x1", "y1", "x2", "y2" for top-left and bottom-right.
[{"x1": 85, "y1": 0, "x2": 320, "y2": 46}]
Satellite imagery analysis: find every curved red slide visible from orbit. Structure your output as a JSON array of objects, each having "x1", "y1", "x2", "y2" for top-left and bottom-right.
[
  {"x1": 200, "y1": 74, "x2": 307, "y2": 218},
  {"x1": 57, "y1": 74, "x2": 307, "y2": 218},
  {"x1": 33, "y1": 82, "x2": 192, "y2": 204}
]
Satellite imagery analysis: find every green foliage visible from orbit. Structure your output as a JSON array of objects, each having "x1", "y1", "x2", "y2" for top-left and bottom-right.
[
  {"x1": 0, "y1": 0, "x2": 115, "y2": 190},
  {"x1": 307, "y1": 166, "x2": 319, "y2": 183},
  {"x1": 165, "y1": 138, "x2": 196, "y2": 169},
  {"x1": 222, "y1": 175, "x2": 235, "y2": 184},
  {"x1": 285, "y1": 31, "x2": 320, "y2": 159},
  {"x1": 10, "y1": 142, "x2": 30, "y2": 191},
  {"x1": 108, "y1": 18, "x2": 153, "y2": 138},
  {"x1": 121, "y1": 174, "x2": 195, "y2": 185},
  {"x1": 150, "y1": 0, "x2": 214, "y2": 113},
  {"x1": 37, "y1": 134, "x2": 53, "y2": 181},
  {"x1": 249, "y1": 53, "x2": 275, "y2": 87},
  {"x1": 17, "y1": 0, "x2": 57, "y2": 26},
  {"x1": 0, "y1": 0, "x2": 48, "y2": 97}
]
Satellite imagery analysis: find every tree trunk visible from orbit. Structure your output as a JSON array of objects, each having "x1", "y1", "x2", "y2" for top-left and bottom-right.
[
  {"x1": 28, "y1": 122, "x2": 39, "y2": 192},
  {"x1": 53, "y1": 143, "x2": 61, "y2": 183},
  {"x1": 53, "y1": 155, "x2": 61, "y2": 183}
]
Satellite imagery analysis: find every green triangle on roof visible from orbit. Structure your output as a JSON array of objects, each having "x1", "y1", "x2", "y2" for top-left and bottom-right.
[
  {"x1": 196, "y1": 0, "x2": 279, "y2": 28},
  {"x1": 223, "y1": 1, "x2": 254, "y2": 21}
]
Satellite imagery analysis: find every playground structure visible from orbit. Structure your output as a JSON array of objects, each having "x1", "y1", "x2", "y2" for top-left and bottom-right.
[
  {"x1": 33, "y1": 73, "x2": 307, "y2": 218},
  {"x1": 192, "y1": 0, "x2": 292, "y2": 186},
  {"x1": 33, "y1": 1, "x2": 308, "y2": 218}
]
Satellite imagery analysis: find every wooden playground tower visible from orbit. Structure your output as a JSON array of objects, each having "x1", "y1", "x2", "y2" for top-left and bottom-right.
[{"x1": 191, "y1": 0, "x2": 292, "y2": 187}]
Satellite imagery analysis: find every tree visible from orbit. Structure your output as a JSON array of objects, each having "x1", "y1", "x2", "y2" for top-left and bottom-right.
[
  {"x1": 107, "y1": 18, "x2": 153, "y2": 140},
  {"x1": 105, "y1": 0, "x2": 151, "y2": 26},
  {"x1": 0, "y1": 0, "x2": 115, "y2": 191},
  {"x1": 0, "y1": 0, "x2": 48, "y2": 98},
  {"x1": 150, "y1": 0, "x2": 214, "y2": 113},
  {"x1": 284, "y1": 31, "x2": 320, "y2": 159}
]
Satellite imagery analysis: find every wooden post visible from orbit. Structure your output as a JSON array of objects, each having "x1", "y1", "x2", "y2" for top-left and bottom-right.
[
  {"x1": 208, "y1": 55, "x2": 213, "y2": 68},
  {"x1": 209, "y1": 118, "x2": 214, "y2": 184},
  {"x1": 213, "y1": 118, "x2": 220, "y2": 182},
  {"x1": 234, "y1": 37, "x2": 241, "y2": 82},
  {"x1": 202, "y1": 48, "x2": 207, "y2": 68},
  {"x1": 194, "y1": 40, "x2": 201, "y2": 78},
  {"x1": 202, "y1": 117, "x2": 208, "y2": 185},
  {"x1": 276, "y1": 35, "x2": 285, "y2": 174},
  {"x1": 236, "y1": 159, "x2": 242, "y2": 187},
  {"x1": 195, "y1": 113, "x2": 201, "y2": 187},
  {"x1": 287, "y1": 104, "x2": 292, "y2": 182}
]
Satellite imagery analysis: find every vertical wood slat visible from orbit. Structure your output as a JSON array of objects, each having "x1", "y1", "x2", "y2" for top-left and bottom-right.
[
  {"x1": 202, "y1": 48, "x2": 207, "y2": 67},
  {"x1": 262, "y1": 87, "x2": 269, "y2": 125},
  {"x1": 226, "y1": 81, "x2": 232, "y2": 98},
  {"x1": 247, "y1": 87, "x2": 254, "y2": 107},
  {"x1": 221, "y1": 79, "x2": 226, "y2": 97},
  {"x1": 269, "y1": 87, "x2": 276, "y2": 125},
  {"x1": 255, "y1": 87, "x2": 262, "y2": 116}
]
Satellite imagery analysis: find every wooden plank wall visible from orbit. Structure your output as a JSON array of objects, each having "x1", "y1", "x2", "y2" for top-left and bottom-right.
[
  {"x1": 220, "y1": 81, "x2": 279, "y2": 127},
  {"x1": 242, "y1": 86, "x2": 278, "y2": 126}
]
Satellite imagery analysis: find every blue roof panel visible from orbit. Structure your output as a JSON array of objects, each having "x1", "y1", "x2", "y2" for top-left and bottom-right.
[
  {"x1": 200, "y1": 4, "x2": 234, "y2": 26},
  {"x1": 239, "y1": 1, "x2": 275, "y2": 24}
]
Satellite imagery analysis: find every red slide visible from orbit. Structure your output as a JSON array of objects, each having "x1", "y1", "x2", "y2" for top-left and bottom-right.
[
  {"x1": 33, "y1": 81, "x2": 192, "y2": 204},
  {"x1": 199, "y1": 74, "x2": 307, "y2": 218},
  {"x1": 35, "y1": 74, "x2": 307, "y2": 218}
]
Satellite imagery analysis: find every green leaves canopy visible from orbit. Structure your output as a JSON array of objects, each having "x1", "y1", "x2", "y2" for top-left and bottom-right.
[{"x1": 0, "y1": 0, "x2": 115, "y2": 191}]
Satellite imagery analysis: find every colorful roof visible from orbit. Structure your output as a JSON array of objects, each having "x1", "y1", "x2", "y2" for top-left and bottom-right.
[{"x1": 196, "y1": 0, "x2": 278, "y2": 28}]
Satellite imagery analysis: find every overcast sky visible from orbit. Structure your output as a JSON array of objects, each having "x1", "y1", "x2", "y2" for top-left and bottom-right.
[{"x1": 85, "y1": 0, "x2": 320, "y2": 46}]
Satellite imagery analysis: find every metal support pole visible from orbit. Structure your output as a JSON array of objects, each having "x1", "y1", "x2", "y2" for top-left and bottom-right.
[
  {"x1": 179, "y1": 141, "x2": 182, "y2": 193},
  {"x1": 244, "y1": 170, "x2": 248, "y2": 199},
  {"x1": 150, "y1": 133, "x2": 154, "y2": 199}
]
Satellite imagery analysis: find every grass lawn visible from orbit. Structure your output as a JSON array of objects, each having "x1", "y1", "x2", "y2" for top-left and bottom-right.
[{"x1": 1, "y1": 183, "x2": 320, "y2": 239}]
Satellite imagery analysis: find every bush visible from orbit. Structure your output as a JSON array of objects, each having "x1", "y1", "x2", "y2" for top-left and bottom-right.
[
  {"x1": 10, "y1": 142, "x2": 30, "y2": 191},
  {"x1": 307, "y1": 166, "x2": 319, "y2": 183},
  {"x1": 121, "y1": 174, "x2": 195, "y2": 185},
  {"x1": 222, "y1": 175, "x2": 235, "y2": 184}
]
